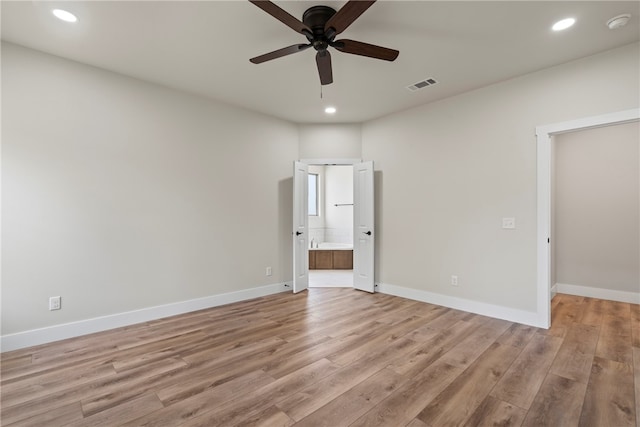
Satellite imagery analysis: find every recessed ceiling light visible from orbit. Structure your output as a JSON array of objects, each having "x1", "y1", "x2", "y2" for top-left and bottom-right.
[
  {"x1": 324, "y1": 107, "x2": 336, "y2": 114},
  {"x1": 607, "y1": 14, "x2": 631, "y2": 30},
  {"x1": 552, "y1": 17, "x2": 575, "y2": 31},
  {"x1": 52, "y1": 9, "x2": 78, "y2": 23}
]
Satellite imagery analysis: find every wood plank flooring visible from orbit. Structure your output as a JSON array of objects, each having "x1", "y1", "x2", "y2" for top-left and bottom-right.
[{"x1": 1, "y1": 290, "x2": 638, "y2": 426}]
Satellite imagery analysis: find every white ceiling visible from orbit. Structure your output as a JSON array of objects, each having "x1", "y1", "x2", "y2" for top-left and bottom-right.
[{"x1": 2, "y1": 1, "x2": 639, "y2": 123}]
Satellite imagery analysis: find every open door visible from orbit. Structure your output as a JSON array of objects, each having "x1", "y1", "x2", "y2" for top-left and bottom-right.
[
  {"x1": 353, "y1": 161, "x2": 375, "y2": 292},
  {"x1": 292, "y1": 161, "x2": 309, "y2": 293}
]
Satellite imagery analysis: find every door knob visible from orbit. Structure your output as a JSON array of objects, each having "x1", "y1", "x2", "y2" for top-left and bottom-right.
[{"x1": 363, "y1": 231, "x2": 372, "y2": 235}]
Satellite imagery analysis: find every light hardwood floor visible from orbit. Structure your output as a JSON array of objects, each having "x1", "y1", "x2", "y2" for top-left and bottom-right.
[{"x1": 1, "y1": 290, "x2": 638, "y2": 426}]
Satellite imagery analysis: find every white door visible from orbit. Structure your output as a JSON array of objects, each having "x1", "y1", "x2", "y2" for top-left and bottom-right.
[
  {"x1": 292, "y1": 161, "x2": 309, "y2": 293},
  {"x1": 353, "y1": 161, "x2": 375, "y2": 292}
]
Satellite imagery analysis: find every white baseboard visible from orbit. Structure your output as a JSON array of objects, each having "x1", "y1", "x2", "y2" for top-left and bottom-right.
[
  {"x1": 1, "y1": 282, "x2": 291, "y2": 352},
  {"x1": 377, "y1": 282, "x2": 544, "y2": 328},
  {"x1": 555, "y1": 283, "x2": 639, "y2": 304},
  {"x1": 550, "y1": 284, "x2": 558, "y2": 300}
]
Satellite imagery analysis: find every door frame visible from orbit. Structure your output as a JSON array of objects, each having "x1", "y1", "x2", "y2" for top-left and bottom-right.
[
  {"x1": 535, "y1": 108, "x2": 640, "y2": 328},
  {"x1": 299, "y1": 158, "x2": 373, "y2": 290},
  {"x1": 300, "y1": 158, "x2": 363, "y2": 165}
]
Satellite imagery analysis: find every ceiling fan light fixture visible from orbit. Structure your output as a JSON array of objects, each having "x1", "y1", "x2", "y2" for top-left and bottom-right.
[
  {"x1": 52, "y1": 9, "x2": 78, "y2": 23},
  {"x1": 324, "y1": 106, "x2": 337, "y2": 114},
  {"x1": 552, "y1": 17, "x2": 575, "y2": 31}
]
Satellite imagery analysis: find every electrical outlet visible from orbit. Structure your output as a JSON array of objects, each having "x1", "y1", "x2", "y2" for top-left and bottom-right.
[
  {"x1": 49, "y1": 296, "x2": 61, "y2": 311},
  {"x1": 266, "y1": 267, "x2": 272, "y2": 276},
  {"x1": 451, "y1": 275, "x2": 458, "y2": 286},
  {"x1": 502, "y1": 217, "x2": 516, "y2": 229}
]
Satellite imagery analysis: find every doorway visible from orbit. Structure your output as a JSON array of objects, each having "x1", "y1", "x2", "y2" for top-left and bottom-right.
[
  {"x1": 308, "y1": 165, "x2": 354, "y2": 288},
  {"x1": 536, "y1": 108, "x2": 640, "y2": 328},
  {"x1": 552, "y1": 123, "x2": 639, "y2": 301},
  {"x1": 292, "y1": 159, "x2": 375, "y2": 294}
]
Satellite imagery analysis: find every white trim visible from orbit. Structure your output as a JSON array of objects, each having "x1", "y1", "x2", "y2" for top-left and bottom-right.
[
  {"x1": 535, "y1": 108, "x2": 640, "y2": 329},
  {"x1": 536, "y1": 131, "x2": 552, "y2": 327},
  {"x1": 555, "y1": 283, "x2": 640, "y2": 304},
  {"x1": 536, "y1": 109, "x2": 640, "y2": 137},
  {"x1": 299, "y1": 158, "x2": 361, "y2": 165},
  {"x1": 377, "y1": 282, "x2": 543, "y2": 328},
  {"x1": 550, "y1": 284, "x2": 557, "y2": 300},
  {"x1": 1, "y1": 282, "x2": 290, "y2": 352}
]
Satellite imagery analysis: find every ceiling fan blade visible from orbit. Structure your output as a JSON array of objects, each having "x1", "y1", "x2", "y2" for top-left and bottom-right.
[
  {"x1": 249, "y1": 0, "x2": 312, "y2": 37},
  {"x1": 324, "y1": 0, "x2": 375, "y2": 36},
  {"x1": 250, "y1": 44, "x2": 312, "y2": 64},
  {"x1": 316, "y1": 51, "x2": 333, "y2": 85},
  {"x1": 332, "y1": 39, "x2": 399, "y2": 61}
]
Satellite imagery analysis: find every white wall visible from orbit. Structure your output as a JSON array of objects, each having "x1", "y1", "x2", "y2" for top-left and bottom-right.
[
  {"x1": 298, "y1": 124, "x2": 361, "y2": 159},
  {"x1": 554, "y1": 122, "x2": 639, "y2": 293},
  {"x1": 307, "y1": 165, "x2": 354, "y2": 245},
  {"x1": 324, "y1": 166, "x2": 353, "y2": 244},
  {"x1": 1, "y1": 43, "x2": 298, "y2": 337},
  {"x1": 300, "y1": 123, "x2": 361, "y2": 245},
  {"x1": 4, "y1": 39, "x2": 639, "y2": 346},
  {"x1": 308, "y1": 165, "x2": 325, "y2": 244},
  {"x1": 362, "y1": 43, "x2": 640, "y2": 314}
]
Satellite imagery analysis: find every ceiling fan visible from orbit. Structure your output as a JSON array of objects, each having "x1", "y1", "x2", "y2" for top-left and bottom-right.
[{"x1": 249, "y1": 0, "x2": 399, "y2": 85}]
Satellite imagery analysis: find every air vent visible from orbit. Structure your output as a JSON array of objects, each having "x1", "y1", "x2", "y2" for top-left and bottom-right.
[{"x1": 406, "y1": 77, "x2": 438, "y2": 92}]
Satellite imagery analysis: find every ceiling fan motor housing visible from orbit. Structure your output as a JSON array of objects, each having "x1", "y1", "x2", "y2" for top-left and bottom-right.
[{"x1": 303, "y1": 6, "x2": 337, "y2": 50}]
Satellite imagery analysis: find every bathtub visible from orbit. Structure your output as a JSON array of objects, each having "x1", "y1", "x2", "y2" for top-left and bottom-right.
[
  {"x1": 309, "y1": 242, "x2": 353, "y2": 269},
  {"x1": 311, "y1": 242, "x2": 353, "y2": 250}
]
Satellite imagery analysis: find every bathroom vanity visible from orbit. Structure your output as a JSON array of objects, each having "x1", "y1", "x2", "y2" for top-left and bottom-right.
[{"x1": 309, "y1": 243, "x2": 353, "y2": 270}]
